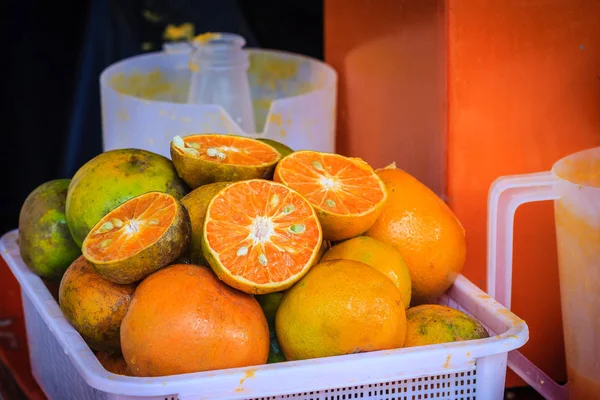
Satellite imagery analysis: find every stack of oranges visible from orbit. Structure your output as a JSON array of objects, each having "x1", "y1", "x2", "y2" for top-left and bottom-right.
[{"x1": 19, "y1": 133, "x2": 487, "y2": 378}]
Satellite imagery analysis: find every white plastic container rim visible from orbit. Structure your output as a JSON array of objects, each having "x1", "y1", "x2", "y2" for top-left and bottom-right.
[
  {"x1": 99, "y1": 45, "x2": 338, "y2": 157},
  {"x1": 1, "y1": 229, "x2": 528, "y2": 399}
]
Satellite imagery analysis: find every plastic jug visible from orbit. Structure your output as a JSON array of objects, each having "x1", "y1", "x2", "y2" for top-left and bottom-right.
[
  {"x1": 487, "y1": 147, "x2": 600, "y2": 399},
  {"x1": 100, "y1": 40, "x2": 337, "y2": 157}
]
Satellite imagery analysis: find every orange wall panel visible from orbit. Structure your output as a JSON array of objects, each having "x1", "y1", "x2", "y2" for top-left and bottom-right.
[
  {"x1": 325, "y1": 0, "x2": 447, "y2": 196},
  {"x1": 326, "y1": 0, "x2": 600, "y2": 389},
  {"x1": 447, "y1": 0, "x2": 600, "y2": 385}
]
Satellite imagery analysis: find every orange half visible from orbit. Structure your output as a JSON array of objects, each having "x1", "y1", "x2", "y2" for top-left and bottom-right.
[
  {"x1": 170, "y1": 134, "x2": 282, "y2": 188},
  {"x1": 274, "y1": 151, "x2": 387, "y2": 241},
  {"x1": 201, "y1": 179, "x2": 323, "y2": 294},
  {"x1": 173, "y1": 134, "x2": 279, "y2": 165},
  {"x1": 82, "y1": 192, "x2": 191, "y2": 284}
]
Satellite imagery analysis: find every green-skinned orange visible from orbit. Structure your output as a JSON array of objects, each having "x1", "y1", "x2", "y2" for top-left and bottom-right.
[
  {"x1": 19, "y1": 179, "x2": 81, "y2": 280},
  {"x1": 404, "y1": 304, "x2": 489, "y2": 347},
  {"x1": 66, "y1": 149, "x2": 188, "y2": 247}
]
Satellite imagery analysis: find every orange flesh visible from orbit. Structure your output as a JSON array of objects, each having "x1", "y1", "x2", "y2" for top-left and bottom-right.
[
  {"x1": 177, "y1": 135, "x2": 280, "y2": 165},
  {"x1": 205, "y1": 180, "x2": 321, "y2": 284},
  {"x1": 276, "y1": 152, "x2": 385, "y2": 215},
  {"x1": 84, "y1": 193, "x2": 175, "y2": 261}
]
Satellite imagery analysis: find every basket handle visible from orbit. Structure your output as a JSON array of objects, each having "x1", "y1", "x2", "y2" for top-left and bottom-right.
[{"x1": 486, "y1": 171, "x2": 568, "y2": 400}]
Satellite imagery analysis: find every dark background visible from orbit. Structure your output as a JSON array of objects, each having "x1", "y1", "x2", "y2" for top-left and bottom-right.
[{"x1": 0, "y1": 0, "x2": 323, "y2": 234}]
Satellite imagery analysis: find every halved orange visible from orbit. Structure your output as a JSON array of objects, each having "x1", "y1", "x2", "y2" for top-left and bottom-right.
[
  {"x1": 201, "y1": 179, "x2": 323, "y2": 294},
  {"x1": 274, "y1": 151, "x2": 388, "y2": 241},
  {"x1": 82, "y1": 192, "x2": 191, "y2": 284},
  {"x1": 170, "y1": 134, "x2": 281, "y2": 188}
]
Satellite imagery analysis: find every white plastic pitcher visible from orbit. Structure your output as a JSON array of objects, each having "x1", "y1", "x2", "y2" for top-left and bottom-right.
[
  {"x1": 487, "y1": 147, "x2": 600, "y2": 400},
  {"x1": 100, "y1": 43, "x2": 337, "y2": 157}
]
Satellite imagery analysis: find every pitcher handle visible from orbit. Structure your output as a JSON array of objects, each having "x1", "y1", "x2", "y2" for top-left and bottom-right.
[{"x1": 487, "y1": 171, "x2": 568, "y2": 400}]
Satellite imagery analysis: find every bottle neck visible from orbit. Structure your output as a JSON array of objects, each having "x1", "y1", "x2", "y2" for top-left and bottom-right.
[{"x1": 189, "y1": 33, "x2": 249, "y2": 71}]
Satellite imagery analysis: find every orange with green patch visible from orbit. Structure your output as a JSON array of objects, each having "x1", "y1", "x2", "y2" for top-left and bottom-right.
[
  {"x1": 274, "y1": 151, "x2": 387, "y2": 241},
  {"x1": 202, "y1": 179, "x2": 323, "y2": 294},
  {"x1": 170, "y1": 134, "x2": 281, "y2": 188},
  {"x1": 82, "y1": 192, "x2": 191, "y2": 284},
  {"x1": 404, "y1": 304, "x2": 489, "y2": 347},
  {"x1": 66, "y1": 148, "x2": 188, "y2": 247},
  {"x1": 18, "y1": 179, "x2": 81, "y2": 280}
]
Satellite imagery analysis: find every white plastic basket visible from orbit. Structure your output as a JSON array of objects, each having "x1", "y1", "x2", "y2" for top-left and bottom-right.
[{"x1": 1, "y1": 229, "x2": 528, "y2": 400}]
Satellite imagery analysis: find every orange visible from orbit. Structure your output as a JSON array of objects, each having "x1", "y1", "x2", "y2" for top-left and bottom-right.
[
  {"x1": 170, "y1": 134, "x2": 281, "y2": 188},
  {"x1": 257, "y1": 138, "x2": 294, "y2": 157},
  {"x1": 18, "y1": 179, "x2": 81, "y2": 280},
  {"x1": 276, "y1": 259, "x2": 406, "y2": 361},
  {"x1": 120, "y1": 264, "x2": 269, "y2": 376},
  {"x1": 256, "y1": 292, "x2": 287, "y2": 363},
  {"x1": 321, "y1": 236, "x2": 412, "y2": 309},
  {"x1": 274, "y1": 151, "x2": 387, "y2": 241},
  {"x1": 366, "y1": 165, "x2": 466, "y2": 305},
  {"x1": 82, "y1": 192, "x2": 191, "y2": 284},
  {"x1": 66, "y1": 148, "x2": 188, "y2": 247},
  {"x1": 404, "y1": 304, "x2": 489, "y2": 347},
  {"x1": 180, "y1": 182, "x2": 231, "y2": 266},
  {"x1": 59, "y1": 256, "x2": 136, "y2": 352},
  {"x1": 96, "y1": 351, "x2": 131, "y2": 375},
  {"x1": 202, "y1": 179, "x2": 323, "y2": 294}
]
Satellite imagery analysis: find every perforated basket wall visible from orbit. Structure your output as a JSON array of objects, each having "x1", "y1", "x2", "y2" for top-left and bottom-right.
[
  {"x1": 1, "y1": 230, "x2": 527, "y2": 400},
  {"x1": 250, "y1": 370, "x2": 477, "y2": 400}
]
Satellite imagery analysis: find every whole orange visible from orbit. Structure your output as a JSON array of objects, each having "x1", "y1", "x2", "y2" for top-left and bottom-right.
[
  {"x1": 320, "y1": 236, "x2": 412, "y2": 309},
  {"x1": 276, "y1": 259, "x2": 406, "y2": 361},
  {"x1": 120, "y1": 264, "x2": 269, "y2": 376},
  {"x1": 365, "y1": 165, "x2": 466, "y2": 305},
  {"x1": 404, "y1": 304, "x2": 489, "y2": 347},
  {"x1": 59, "y1": 256, "x2": 135, "y2": 353}
]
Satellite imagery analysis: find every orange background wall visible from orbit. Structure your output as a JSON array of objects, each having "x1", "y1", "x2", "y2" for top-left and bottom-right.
[
  {"x1": 447, "y1": 0, "x2": 600, "y2": 385},
  {"x1": 325, "y1": 0, "x2": 447, "y2": 197},
  {"x1": 325, "y1": 0, "x2": 600, "y2": 388}
]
